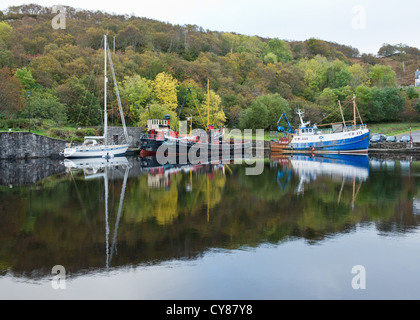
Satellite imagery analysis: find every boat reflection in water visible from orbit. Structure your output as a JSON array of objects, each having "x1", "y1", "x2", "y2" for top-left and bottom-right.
[
  {"x1": 272, "y1": 154, "x2": 369, "y2": 205},
  {"x1": 137, "y1": 156, "x2": 229, "y2": 190},
  {"x1": 4, "y1": 152, "x2": 420, "y2": 300},
  {"x1": 62, "y1": 154, "x2": 239, "y2": 271},
  {"x1": 64, "y1": 156, "x2": 131, "y2": 271}
]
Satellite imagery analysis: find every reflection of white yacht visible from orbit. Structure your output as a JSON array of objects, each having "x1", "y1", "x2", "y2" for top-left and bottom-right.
[
  {"x1": 66, "y1": 156, "x2": 130, "y2": 270},
  {"x1": 64, "y1": 157, "x2": 129, "y2": 171}
]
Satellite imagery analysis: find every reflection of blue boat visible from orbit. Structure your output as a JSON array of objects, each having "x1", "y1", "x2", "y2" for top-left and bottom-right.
[
  {"x1": 295, "y1": 154, "x2": 369, "y2": 169},
  {"x1": 289, "y1": 154, "x2": 369, "y2": 181},
  {"x1": 274, "y1": 154, "x2": 370, "y2": 194}
]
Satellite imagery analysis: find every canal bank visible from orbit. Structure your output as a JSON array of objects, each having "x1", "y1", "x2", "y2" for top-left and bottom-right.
[
  {"x1": 368, "y1": 142, "x2": 420, "y2": 155},
  {"x1": 0, "y1": 128, "x2": 144, "y2": 159},
  {"x1": 0, "y1": 132, "x2": 69, "y2": 160}
]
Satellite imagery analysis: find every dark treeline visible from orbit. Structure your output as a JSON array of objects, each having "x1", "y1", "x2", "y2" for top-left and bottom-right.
[{"x1": 1, "y1": 3, "x2": 420, "y2": 133}]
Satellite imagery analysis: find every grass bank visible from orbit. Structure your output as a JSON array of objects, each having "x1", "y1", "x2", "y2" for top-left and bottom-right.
[
  {"x1": 0, "y1": 126, "x2": 99, "y2": 142},
  {"x1": 368, "y1": 123, "x2": 420, "y2": 136},
  {"x1": 228, "y1": 122, "x2": 420, "y2": 141}
]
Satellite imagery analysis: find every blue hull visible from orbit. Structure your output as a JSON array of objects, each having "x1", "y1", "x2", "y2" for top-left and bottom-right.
[
  {"x1": 292, "y1": 154, "x2": 369, "y2": 169},
  {"x1": 291, "y1": 131, "x2": 370, "y2": 152}
]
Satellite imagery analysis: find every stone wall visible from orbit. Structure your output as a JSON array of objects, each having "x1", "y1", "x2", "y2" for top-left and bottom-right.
[
  {"x1": 369, "y1": 142, "x2": 420, "y2": 153},
  {"x1": 0, "y1": 132, "x2": 68, "y2": 159},
  {"x1": 0, "y1": 158, "x2": 66, "y2": 186},
  {"x1": 106, "y1": 127, "x2": 143, "y2": 147}
]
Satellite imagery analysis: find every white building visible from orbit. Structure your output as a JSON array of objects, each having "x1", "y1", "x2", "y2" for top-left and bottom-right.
[{"x1": 416, "y1": 70, "x2": 420, "y2": 87}]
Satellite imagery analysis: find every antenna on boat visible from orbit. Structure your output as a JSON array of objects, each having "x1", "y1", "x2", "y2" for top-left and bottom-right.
[{"x1": 296, "y1": 106, "x2": 310, "y2": 128}]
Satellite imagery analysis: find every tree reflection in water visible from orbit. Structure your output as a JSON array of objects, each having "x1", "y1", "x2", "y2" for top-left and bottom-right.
[{"x1": 0, "y1": 154, "x2": 420, "y2": 279}]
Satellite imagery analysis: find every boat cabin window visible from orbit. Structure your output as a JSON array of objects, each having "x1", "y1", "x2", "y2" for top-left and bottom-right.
[
  {"x1": 300, "y1": 128, "x2": 317, "y2": 135},
  {"x1": 83, "y1": 139, "x2": 99, "y2": 147}
]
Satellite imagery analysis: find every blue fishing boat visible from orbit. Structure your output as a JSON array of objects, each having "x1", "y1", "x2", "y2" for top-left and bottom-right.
[{"x1": 272, "y1": 97, "x2": 370, "y2": 154}]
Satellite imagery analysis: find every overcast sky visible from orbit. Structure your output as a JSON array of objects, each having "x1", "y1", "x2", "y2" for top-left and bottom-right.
[{"x1": 2, "y1": 0, "x2": 419, "y2": 55}]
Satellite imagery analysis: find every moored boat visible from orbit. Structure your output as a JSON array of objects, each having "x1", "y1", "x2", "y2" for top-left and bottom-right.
[
  {"x1": 271, "y1": 97, "x2": 370, "y2": 155},
  {"x1": 62, "y1": 35, "x2": 129, "y2": 159}
]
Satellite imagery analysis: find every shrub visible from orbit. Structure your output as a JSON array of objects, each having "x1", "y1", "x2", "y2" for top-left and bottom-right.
[
  {"x1": 47, "y1": 128, "x2": 70, "y2": 140},
  {"x1": 75, "y1": 128, "x2": 98, "y2": 137}
]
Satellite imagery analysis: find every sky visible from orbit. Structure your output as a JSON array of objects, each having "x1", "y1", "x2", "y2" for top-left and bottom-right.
[{"x1": 1, "y1": 0, "x2": 419, "y2": 55}]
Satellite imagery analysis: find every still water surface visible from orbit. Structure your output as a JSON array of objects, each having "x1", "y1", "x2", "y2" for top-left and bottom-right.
[{"x1": 1, "y1": 154, "x2": 420, "y2": 299}]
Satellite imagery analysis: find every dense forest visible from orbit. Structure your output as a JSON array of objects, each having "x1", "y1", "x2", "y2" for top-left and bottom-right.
[{"x1": 1, "y1": 3, "x2": 420, "y2": 135}]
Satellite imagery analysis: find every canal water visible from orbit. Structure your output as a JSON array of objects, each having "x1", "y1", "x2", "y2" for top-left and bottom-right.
[{"x1": 1, "y1": 154, "x2": 420, "y2": 300}]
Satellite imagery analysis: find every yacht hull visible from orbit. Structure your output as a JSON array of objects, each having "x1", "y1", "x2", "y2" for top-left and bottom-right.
[{"x1": 63, "y1": 145, "x2": 129, "y2": 158}]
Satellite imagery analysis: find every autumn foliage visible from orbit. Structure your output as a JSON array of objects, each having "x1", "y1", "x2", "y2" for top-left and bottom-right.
[
  {"x1": 0, "y1": 67, "x2": 25, "y2": 118},
  {"x1": 0, "y1": 4, "x2": 419, "y2": 128}
]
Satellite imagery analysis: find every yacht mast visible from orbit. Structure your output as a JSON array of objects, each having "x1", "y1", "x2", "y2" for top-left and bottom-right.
[
  {"x1": 104, "y1": 34, "x2": 108, "y2": 145},
  {"x1": 107, "y1": 46, "x2": 129, "y2": 143}
]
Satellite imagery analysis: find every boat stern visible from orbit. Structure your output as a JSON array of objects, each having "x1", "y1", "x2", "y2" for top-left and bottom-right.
[{"x1": 63, "y1": 147, "x2": 77, "y2": 158}]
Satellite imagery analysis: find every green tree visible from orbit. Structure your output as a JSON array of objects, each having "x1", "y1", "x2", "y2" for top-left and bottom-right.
[
  {"x1": 378, "y1": 44, "x2": 398, "y2": 57},
  {"x1": 0, "y1": 42, "x2": 12, "y2": 68},
  {"x1": 15, "y1": 67, "x2": 36, "y2": 90},
  {"x1": 239, "y1": 101, "x2": 269, "y2": 130},
  {"x1": 56, "y1": 76, "x2": 101, "y2": 125},
  {"x1": 372, "y1": 87, "x2": 406, "y2": 121},
  {"x1": 118, "y1": 24, "x2": 142, "y2": 50},
  {"x1": 349, "y1": 63, "x2": 369, "y2": 89},
  {"x1": 306, "y1": 38, "x2": 332, "y2": 57},
  {"x1": 355, "y1": 85, "x2": 406, "y2": 122},
  {"x1": 354, "y1": 85, "x2": 373, "y2": 121},
  {"x1": 23, "y1": 90, "x2": 67, "y2": 124},
  {"x1": 266, "y1": 38, "x2": 293, "y2": 63},
  {"x1": 120, "y1": 75, "x2": 154, "y2": 107},
  {"x1": 253, "y1": 94, "x2": 291, "y2": 130},
  {"x1": 368, "y1": 64, "x2": 396, "y2": 88},
  {"x1": 263, "y1": 52, "x2": 277, "y2": 65},
  {"x1": 29, "y1": 55, "x2": 63, "y2": 88},
  {"x1": 325, "y1": 60, "x2": 351, "y2": 89},
  {"x1": 406, "y1": 87, "x2": 419, "y2": 100},
  {"x1": 296, "y1": 55, "x2": 329, "y2": 101},
  {"x1": 0, "y1": 21, "x2": 13, "y2": 45},
  {"x1": 316, "y1": 88, "x2": 337, "y2": 110}
]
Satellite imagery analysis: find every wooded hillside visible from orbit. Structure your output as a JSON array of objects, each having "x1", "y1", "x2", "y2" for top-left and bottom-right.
[{"x1": 1, "y1": 3, "x2": 420, "y2": 132}]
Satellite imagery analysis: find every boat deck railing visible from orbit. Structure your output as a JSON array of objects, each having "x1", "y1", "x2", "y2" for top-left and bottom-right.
[{"x1": 315, "y1": 124, "x2": 367, "y2": 135}]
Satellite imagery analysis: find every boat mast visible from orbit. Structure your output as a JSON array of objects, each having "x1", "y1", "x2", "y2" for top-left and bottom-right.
[
  {"x1": 338, "y1": 100, "x2": 347, "y2": 132},
  {"x1": 353, "y1": 95, "x2": 356, "y2": 129},
  {"x1": 107, "y1": 45, "x2": 129, "y2": 143},
  {"x1": 104, "y1": 34, "x2": 108, "y2": 145},
  {"x1": 207, "y1": 79, "x2": 210, "y2": 128}
]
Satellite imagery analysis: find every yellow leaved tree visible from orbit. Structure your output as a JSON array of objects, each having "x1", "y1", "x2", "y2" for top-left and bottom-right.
[
  {"x1": 152, "y1": 72, "x2": 178, "y2": 112},
  {"x1": 199, "y1": 90, "x2": 226, "y2": 129}
]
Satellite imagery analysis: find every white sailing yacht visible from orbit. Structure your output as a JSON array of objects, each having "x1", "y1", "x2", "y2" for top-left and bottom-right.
[{"x1": 63, "y1": 35, "x2": 129, "y2": 159}]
